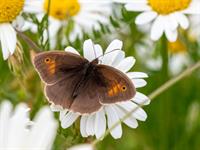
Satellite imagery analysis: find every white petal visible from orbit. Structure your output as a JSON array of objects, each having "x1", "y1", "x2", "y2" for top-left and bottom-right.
[
  {"x1": 118, "y1": 101, "x2": 147, "y2": 121},
  {"x1": 174, "y1": 13, "x2": 189, "y2": 29},
  {"x1": 0, "y1": 101, "x2": 12, "y2": 147},
  {"x1": 102, "y1": 39, "x2": 123, "y2": 65},
  {"x1": 116, "y1": 57, "x2": 136, "y2": 73},
  {"x1": 132, "y1": 79, "x2": 147, "y2": 88},
  {"x1": 59, "y1": 109, "x2": 68, "y2": 121},
  {"x1": 80, "y1": 116, "x2": 88, "y2": 137},
  {"x1": 94, "y1": 44, "x2": 103, "y2": 58},
  {"x1": 125, "y1": 3, "x2": 151, "y2": 12},
  {"x1": 111, "y1": 51, "x2": 125, "y2": 67},
  {"x1": 150, "y1": 16, "x2": 165, "y2": 41},
  {"x1": 114, "y1": 105, "x2": 138, "y2": 129},
  {"x1": 105, "y1": 39, "x2": 123, "y2": 53},
  {"x1": 126, "y1": 72, "x2": 148, "y2": 79},
  {"x1": 94, "y1": 110, "x2": 106, "y2": 139},
  {"x1": 0, "y1": 24, "x2": 16, "y2": 60},
  {"x1": 65, "y1": 46, "x2": 80, "y2": 55},
  {"x1": 50, "y1": 103, "x2": 63, "y2": 112},
  {"x1": 68, "y1": 144, "x2": 94, "y2": 150},
  {"x1": 105, "y1": 106, "x2": 122, "y2": 139},
  {"x1": 83, "y1": 39, "x2": 96, "y2": 61},
  {"x1": 164, "y1": 27, "x2": 178, "y2": 42},
  {"x1": 26, "y1": 107, "x2": 58, "y2": 149},
  {"x1": 86, "y1": 114, "x2": 95, "y2": 136},
  {"x1": 61, "y1": 112, "x2": 79, "y2": 128},
  {"x1": 136, "y1": 11, "x2": 157, "y2": 25},
  {"x1": 132, "y1": 92, "x2": 150, "y2": 105},
  {"x1": 12, "y1": 16, "x2": 24, "y2": 30},
  {"x1": 7, "y1": 104, "x2": 29, "y2": 147}
]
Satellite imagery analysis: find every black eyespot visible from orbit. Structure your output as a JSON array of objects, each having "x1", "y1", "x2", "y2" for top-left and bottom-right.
[
  {"x1": 44, "y1": 58, "x2": 50, "y2": 63},
  {"x1": 122, "y1": 86, "x2": 127, "y2": 91}
]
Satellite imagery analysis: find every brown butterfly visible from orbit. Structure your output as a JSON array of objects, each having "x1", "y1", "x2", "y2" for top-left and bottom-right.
[{"x1": 33, "y1": 51, "x2": 136, "y2": 114}]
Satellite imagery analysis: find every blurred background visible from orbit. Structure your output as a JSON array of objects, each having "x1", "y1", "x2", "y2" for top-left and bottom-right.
[{"x1": 0, "y1": 2, "x2": 200, "y2": 150}]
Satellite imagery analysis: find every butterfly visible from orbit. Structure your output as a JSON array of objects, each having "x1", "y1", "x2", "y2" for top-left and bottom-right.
[{"x1": 33, "y1": 51, "x2": 136, "y2": 114}]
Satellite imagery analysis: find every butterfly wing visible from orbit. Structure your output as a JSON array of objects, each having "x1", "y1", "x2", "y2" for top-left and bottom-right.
[
  {"x1": 96, "y1": 64, "x2": 136, "y2": 104},
  {"x1": 45, "y1": 73, "x2": 102, "y2": 114},
  {"x1": 68, "y1": 64, "x2": 135, "y2": 114},
  {"x1": 33, "y1": 51, "x2": 88, "y2": 85}
]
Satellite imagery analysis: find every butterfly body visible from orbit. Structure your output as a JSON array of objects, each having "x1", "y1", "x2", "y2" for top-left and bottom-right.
[{"x1": 33, "y1": 51, "x2": 136, "y2": 114}]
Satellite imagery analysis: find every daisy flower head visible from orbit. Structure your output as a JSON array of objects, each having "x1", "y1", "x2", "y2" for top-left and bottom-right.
[
  {"x1": 24, "y1": 0, "x2": 112, "y2": 46},
  {"x1": 0, "y1": 100, "x2": 58, "y2": 149},
  {"x1": 188, "y1": 15, "x2": 200, "y2": 42},
  {"x1": 0, "y1": 0, "x2": 25, "y2": 60},
  {"x1": 135, "y1": 37, "x2": 192, "y2": 75},
  {"x1": 50, "y1": 39, "x2": 150, "y2": 139},
  {"x1": 114, "y1": 0, "x2": 200, "y2": 42}
]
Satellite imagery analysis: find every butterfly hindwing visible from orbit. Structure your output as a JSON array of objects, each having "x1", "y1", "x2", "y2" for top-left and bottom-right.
[{"x1": 96, "y1": 64, "x2": 136, "y2": 104}]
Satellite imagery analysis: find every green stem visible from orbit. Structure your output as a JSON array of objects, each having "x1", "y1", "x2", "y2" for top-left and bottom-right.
[
  {"x1": 161, "y1": 36, "x2": 169, "y2": 80},
  {"x1": 160, "y1": 35, "x2": 169, "y2": 149},
  {"x1": 92, "y1": 60, "x2": 200, "y2": 146}
]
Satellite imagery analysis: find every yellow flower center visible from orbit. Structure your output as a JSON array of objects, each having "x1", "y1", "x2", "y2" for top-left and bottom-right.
[
  {"x1": 168, "y1": 39, "x2": 186, "y2": 54},
  {"x1": 148, "y1": 0, "x2": 192, "y2": 14},
  {"x1": 0, "y1": 0, "x2": 24, "y2": 23},
  {"x1": 44, "y1": 0, "x2": 80, "y2": 20}
]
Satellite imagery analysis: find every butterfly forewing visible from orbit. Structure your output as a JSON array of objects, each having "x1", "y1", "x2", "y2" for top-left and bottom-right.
[{"x1": 33, "y1": 51, "x2": 88, "y2": 85}]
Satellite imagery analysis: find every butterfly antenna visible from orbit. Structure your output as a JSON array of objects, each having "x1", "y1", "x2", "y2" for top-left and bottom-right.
[{"x1": 94, "y1": 48, "x2": 122, "y2": 63}]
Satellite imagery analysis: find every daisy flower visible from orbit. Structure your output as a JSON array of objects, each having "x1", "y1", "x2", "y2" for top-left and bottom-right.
[
  {"x1": 50, "y1": 39, "x2": 150, "y2": 139},
  {"x1": 0, "y1": 101, "x2": 58, "y2": 149},
  {"x1": 114, "y1": 0, "x2": 200, "y2": 42},
  {"x1": 23, "y1": 0, "x2": 112, "y2": 46},
  {"x1": 188, "y1": 15, "x2": 200, "y2": 42},
  {"x1": 68, "y1": 144, "x2": 94, "y2": 150},
  {"x1": 135, "y1": 37, "x2": 192, "y2": 75},
  {"x1": 0, "y1": 0, "x2": 25, "y2": 60}
]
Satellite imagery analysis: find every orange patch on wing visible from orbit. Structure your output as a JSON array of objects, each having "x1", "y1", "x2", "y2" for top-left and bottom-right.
[
  {"x1": 108, "y1": 83, "x2": 122, "y2": 97},
  {"x1": 47, "y1": 60, "x2": 56, "y2": 75}
]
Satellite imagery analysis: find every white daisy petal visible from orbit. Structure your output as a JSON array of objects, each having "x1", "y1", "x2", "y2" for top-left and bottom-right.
[
  {"x1": 132, "y1": 79, "x2": 147, "y2": 88},
  {"x1": 86, "y1": 114, "x2": 95, "y2": 136},
  {"x1": 0, "y1": 24, "x2": 16, "y2": 60},
  {"x1": 0, "y1": 101, "x2": 58, "y2": 149},
  {"x1": 68, "y1": 144, "x2": 94, "y2": 150},
  {"x1": 174, "y1": 13, "x2": 189, "y2": 29},
  {"x1": 26, "y1": 107, "x2": 58, "y2": 149},
  {"x1": 111, "y1": 51, "x2": 125, "y2": 67},
  {"x1": 114, "y1": 105, "x2": 138, "y2": 129},
  {"x1": 136, "y1": 11, "x2": 157, "y2": 25},
  {"x1": 61, "y1": 112, "x2": 79, "y2": 128},
  {"x1": 80, "y1": 116, "x2": 88, "y2": 137},
  {"x1": 127, "y1": 72, "x2": 148, "y2": 79},
  {"x1": 132, "y1": 92, "x2": 150, "y2": 105},
  {"x1": 164, "y1": 27, "x2": 178, "y2": 42},
  {"x1": 83, "y1": 39, "x2": 96, "y2": 61},
  {"x1": 125, "y1": 3, "x2": 151, "y2": 12},
  {"x1": 150, "y1": 16, "x2": 165, "y2": 41},
  {"x1": 94, "y1": 44, "x2": 103, "y2": 58},
  {"x1": 0, "y1": 101, "x2": 12, "y2": 147},
  {"x1": 94, "y1": 109, "x2": 106, "y2": 139},
  {"x1": 105, "y1": 106, "x2": 122, "y2": 139},
  {"x1": 116, "y1": 57, "x2": 136, "y2": 73},
  {"x1": 65, "y1": 46, "x2": 80, "y2": 55},
  {"x1": 105, "y1": 39, "x2": 123, "y2": 53},
  {"x1": 59, "y1": 109, "x2": 68, "y2": 121},
  {"x1": 50, "y1": 103, "x2": 63, "y2": 112},
  {"x1": 118, "y1": 101, "x2": 147, "y2": 121},
  {"x1": 102, "y1": 40, "x2": 123, "y2": 65}
]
